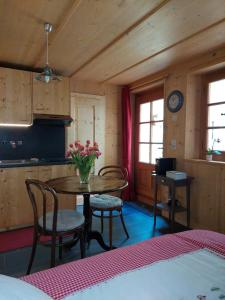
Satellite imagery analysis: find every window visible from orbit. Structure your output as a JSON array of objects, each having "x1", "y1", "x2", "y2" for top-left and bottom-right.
[
  {"x1": 138, "y1": 98, "x2": 164, "y2": 164},
  {"x1": 206, "y1": 76, "x2": 225, "y2": 156}
]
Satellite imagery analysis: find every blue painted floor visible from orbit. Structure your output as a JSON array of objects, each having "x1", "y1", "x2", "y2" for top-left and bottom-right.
[{"x1": 0, "y1": 202, "x2": 186, "y2": 277}]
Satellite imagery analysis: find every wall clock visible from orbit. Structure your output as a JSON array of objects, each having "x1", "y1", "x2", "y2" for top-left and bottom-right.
[{"x1": 167, "y1": 90, "x2": 184, "y2": 113}]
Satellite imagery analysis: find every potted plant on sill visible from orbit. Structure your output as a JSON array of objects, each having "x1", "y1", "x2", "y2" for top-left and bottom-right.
[
  {"x1": 66, "y1": 140, "x2": 101, "y2": 184},
  {"x1": 206, "y1": 138, "x2": 221, "y2": 161}
]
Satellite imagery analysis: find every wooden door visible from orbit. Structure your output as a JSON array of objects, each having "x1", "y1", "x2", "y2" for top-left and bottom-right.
[
  {"x1": 134, "y1": 87, "x2": 164, "y2": 205},
  {"x1": 33, "y1": 74, "x2": 70, "y2": 115},
  {"x1": 0, "y1": 67, "x2": 32, "y2": 125},
  {"x1": 68, "y1": 93, "x2": 106, "y2": 174}
]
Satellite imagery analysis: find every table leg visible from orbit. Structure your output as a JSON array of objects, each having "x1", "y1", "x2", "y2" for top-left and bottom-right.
[
  {"x1": 153, "y1": 181, "x2": 158, "y2": 228},
  {"x1": 171, "y1": 184, "x2": 176, "y2": 232},
  {"x1": 83, "y1": 193, "x2": 112, "y2": 251},
  {"x1": 186, "y1": 184, "x2": 191, "y2": 229}
]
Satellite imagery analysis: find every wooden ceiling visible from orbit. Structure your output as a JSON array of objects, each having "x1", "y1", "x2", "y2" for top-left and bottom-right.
[{"x1": 0, "y1": 0, "x2": 224, "y2": 85}]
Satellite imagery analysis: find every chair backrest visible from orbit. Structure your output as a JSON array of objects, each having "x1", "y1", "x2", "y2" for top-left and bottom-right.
[
  {"x1": 98, "y1": 165, "x2": 128, "y2": 180},
  {"x1": 98, "y1": 166, "x2": 128, "y2": 197},
  {"x1": 25, "y1": 179, "x2": 58, "y2": 234}
]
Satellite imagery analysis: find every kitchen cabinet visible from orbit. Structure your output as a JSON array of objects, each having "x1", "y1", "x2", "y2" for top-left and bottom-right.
[
  {"x1": 39, "y1": 165, "x2": 76, "y2": 210},
  {"x1": 0, "y1": 167, "x2": 38, "y2": 229},
  {"x1": 33, "y1": 73, "x2": 70, "y2": 115},
  {"x1": 0, "y1": 67, "x2": 32, "y2": 125},
  {"x1": 0, "y1": 164, "x2": 76, "y2": 231}
]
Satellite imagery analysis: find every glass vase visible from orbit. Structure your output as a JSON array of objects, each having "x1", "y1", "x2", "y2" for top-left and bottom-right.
[{"x1": 78, "y1": 165, "x2": 92, "y2": 184}]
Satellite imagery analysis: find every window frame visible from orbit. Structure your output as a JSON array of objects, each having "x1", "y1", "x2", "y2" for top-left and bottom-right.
[
  {"x1": 135, "y1": 87, "x2": 164, "y2": 165},
  {"x1": 202, "y1": 69, "x2": 225, "y2": 161}
]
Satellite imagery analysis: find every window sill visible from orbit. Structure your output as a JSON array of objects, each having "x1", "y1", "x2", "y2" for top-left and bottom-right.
[{"x1": 185, "y1": 158, "x2": 225, "y2": 166}]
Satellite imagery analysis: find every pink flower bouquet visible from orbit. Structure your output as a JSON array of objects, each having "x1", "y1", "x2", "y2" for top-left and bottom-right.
[{"x1": 66, "y1": 140, "x2": 101, "y2": 183}]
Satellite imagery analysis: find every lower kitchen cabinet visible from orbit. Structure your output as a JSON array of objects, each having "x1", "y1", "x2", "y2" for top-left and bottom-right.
[{"x1": 0, "y1": 164, "x2": 76, "y2": 231}]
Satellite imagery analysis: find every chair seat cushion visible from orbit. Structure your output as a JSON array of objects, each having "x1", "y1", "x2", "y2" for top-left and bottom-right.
[
  {"x1": 90, "y1": 194, "x2": 123, "y2": 209},
  {"x1": 38, "y1": 209, "x2": 84, "y2": 232}
]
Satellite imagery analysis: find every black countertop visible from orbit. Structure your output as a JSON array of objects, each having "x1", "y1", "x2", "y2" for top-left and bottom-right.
[{"x1": 0, "y1": 158, "x2": 73, "y2": 168}]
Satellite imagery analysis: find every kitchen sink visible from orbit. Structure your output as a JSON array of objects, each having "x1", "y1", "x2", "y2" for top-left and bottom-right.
[{"x1": 0, "y1": 159, "x2": 39, "y2": 164}]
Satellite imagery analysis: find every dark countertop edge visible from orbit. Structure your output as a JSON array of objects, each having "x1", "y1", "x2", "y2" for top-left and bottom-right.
[{"x1": 0, "y1": 160, "x2": 73, "y2": 169}]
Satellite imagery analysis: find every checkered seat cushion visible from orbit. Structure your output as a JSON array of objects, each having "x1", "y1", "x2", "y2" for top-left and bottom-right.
[
  {"x1": 90, "y1": 194, "x2": 123, "y2": 209},
  {"x1": 39, "y1": 209, "x2": 84, "y2": 232}
]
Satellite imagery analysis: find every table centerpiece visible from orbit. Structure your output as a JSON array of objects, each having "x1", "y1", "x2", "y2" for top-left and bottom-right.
[{"x1": 66, "y1": 140, "x2": 101, "y2": 184}]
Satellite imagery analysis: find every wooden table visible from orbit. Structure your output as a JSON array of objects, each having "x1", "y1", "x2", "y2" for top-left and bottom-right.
[
  {"x1": 152, "y1": 174, "x2": 193, "y2": 232},
  {"x1": 47, "y1": 175, "x2": 128, "y2": 251}
]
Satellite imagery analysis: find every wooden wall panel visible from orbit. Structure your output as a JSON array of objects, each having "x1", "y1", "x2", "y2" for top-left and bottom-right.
[
  {"x1": 184, "y1": 160, "x2": 223, "y2": 231},
  {"x1": 185, "y1": 75, "x2": 202, "y2": 159},
  {"x1": 220, "y1": 168, "x2": 225, "y2": 233},
  {"x1": 164, "y1": 71, "x2": 187, "y2": 170}
]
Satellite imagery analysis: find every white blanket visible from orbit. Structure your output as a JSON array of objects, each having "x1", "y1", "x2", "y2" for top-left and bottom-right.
[
  {"x1": 0, "y1": 274, "x2": 51, "y2": 300},
  {"x1": 64, "y1": 249, "x2": 225, "y2": 300}
]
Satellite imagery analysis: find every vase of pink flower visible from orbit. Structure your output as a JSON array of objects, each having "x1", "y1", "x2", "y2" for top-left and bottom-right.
[{"x1": 66, "y1": 140, "x2": 101, "y2": 184}]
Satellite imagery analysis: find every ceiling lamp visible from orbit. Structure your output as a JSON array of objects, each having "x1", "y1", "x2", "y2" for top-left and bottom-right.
[{"x1": 35, "y1": 23, "x2": 62, "y2": 83}]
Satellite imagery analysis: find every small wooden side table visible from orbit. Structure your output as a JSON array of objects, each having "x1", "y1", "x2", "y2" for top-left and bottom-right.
[{"x1": 152, "y1": 174, "x2": 194, "y2": 232}]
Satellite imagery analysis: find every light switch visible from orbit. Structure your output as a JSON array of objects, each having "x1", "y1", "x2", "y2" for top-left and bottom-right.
[
  {"x1": 171, "y1": 139, "x2": 176, "y2": 150},
  {"x1": 172, "y1": 115, "x2": 177, "y2": 122}
]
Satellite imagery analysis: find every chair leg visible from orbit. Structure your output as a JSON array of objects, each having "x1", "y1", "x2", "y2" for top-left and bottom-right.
[
  {"x1": 101, "y1": 211, "x2": 104, "y2": 233},
  {"x1": 50, "y1": 234, "x2": 56, "y2": 268},
  {"x1": 80, "y1": 230, "x2": 86, "y2": 259},
  {"x1": 26, "y1": 231, "x2": 38, "y2": 275},
  {"x1": 59, "y1": 236, "x2": 63, "y2": 260},
  {"x1": 120, "y1": 211, "x2": 129, "y2": 239},
  {"x1": 87, "y1": 213, "x2": 92, "y2": 249},
  {"x1": 109, "y1": 211, "x2": 113, "y2": 249}
]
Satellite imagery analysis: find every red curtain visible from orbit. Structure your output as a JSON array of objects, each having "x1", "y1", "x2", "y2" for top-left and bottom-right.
[{"x1": 121, "y1": 86, "x2": 132, "y2": 201}]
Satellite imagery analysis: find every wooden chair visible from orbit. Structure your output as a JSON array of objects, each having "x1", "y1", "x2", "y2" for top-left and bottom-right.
[
  {"x1": 90, "y1": 166, "x2": 129, "y2": 249},
  {"x1": 25, "y1": 179, "x2": 85, "y2": 274}
]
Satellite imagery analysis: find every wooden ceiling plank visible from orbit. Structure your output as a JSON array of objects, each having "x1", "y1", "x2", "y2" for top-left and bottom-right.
[
  {"x1": 0, "y1": 0, "x2": 74, "y2": 67},
  {"x1": 73, "y1": 0, "x2": 225, "y2": 82},
  {"x1": 101, "y1": 18, "x2": 225, "y2": 84},
  {"x1": 69, "y1": 0, "x2": 171, "y2": 77},
  {"x1": 33, "y1": 0, "x2": 82, "y2": 67},
  {"x1": 130, "y1": 72, "x2": 169, "y2": 91},
  {"x1": 108, "y1": 25, "x2": 225, "y2": 85}
]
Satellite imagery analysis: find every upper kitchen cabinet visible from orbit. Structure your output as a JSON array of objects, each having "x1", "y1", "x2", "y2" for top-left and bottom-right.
[
  {"x1": 32, "y1": 74, "x2": 70, "y2": 115},
  {"x1": 0, "y1": 67, "x2": 32, "y2": 125}
]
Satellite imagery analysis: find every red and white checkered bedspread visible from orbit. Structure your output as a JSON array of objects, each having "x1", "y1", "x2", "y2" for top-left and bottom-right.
[{"x1": 21, "y1": 230, "x2": 225, "y2": 300}]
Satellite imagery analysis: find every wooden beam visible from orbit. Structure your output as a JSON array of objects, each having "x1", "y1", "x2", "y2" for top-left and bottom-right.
[
  {"x1": 70, "y1": 0, "x2": 171, "y2": 77},
  {"x1": 130, "y1": 71, "x2": 169, "y2": 91},
  {"x1": 102, "y1": 18, "x2": 225, "y2": 83},
  {"x1": 33, "y1": 0, "x2": 82, "y2": 67}
]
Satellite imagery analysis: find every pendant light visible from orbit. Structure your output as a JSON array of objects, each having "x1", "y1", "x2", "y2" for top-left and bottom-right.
[{"x1": 35, "y1": 23, "x2": 62, "y2": 83}]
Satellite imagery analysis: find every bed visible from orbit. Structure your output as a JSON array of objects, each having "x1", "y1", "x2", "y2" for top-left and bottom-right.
[{"x1": 5, "y1": 230, "x2": 225, "y2": 299}]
